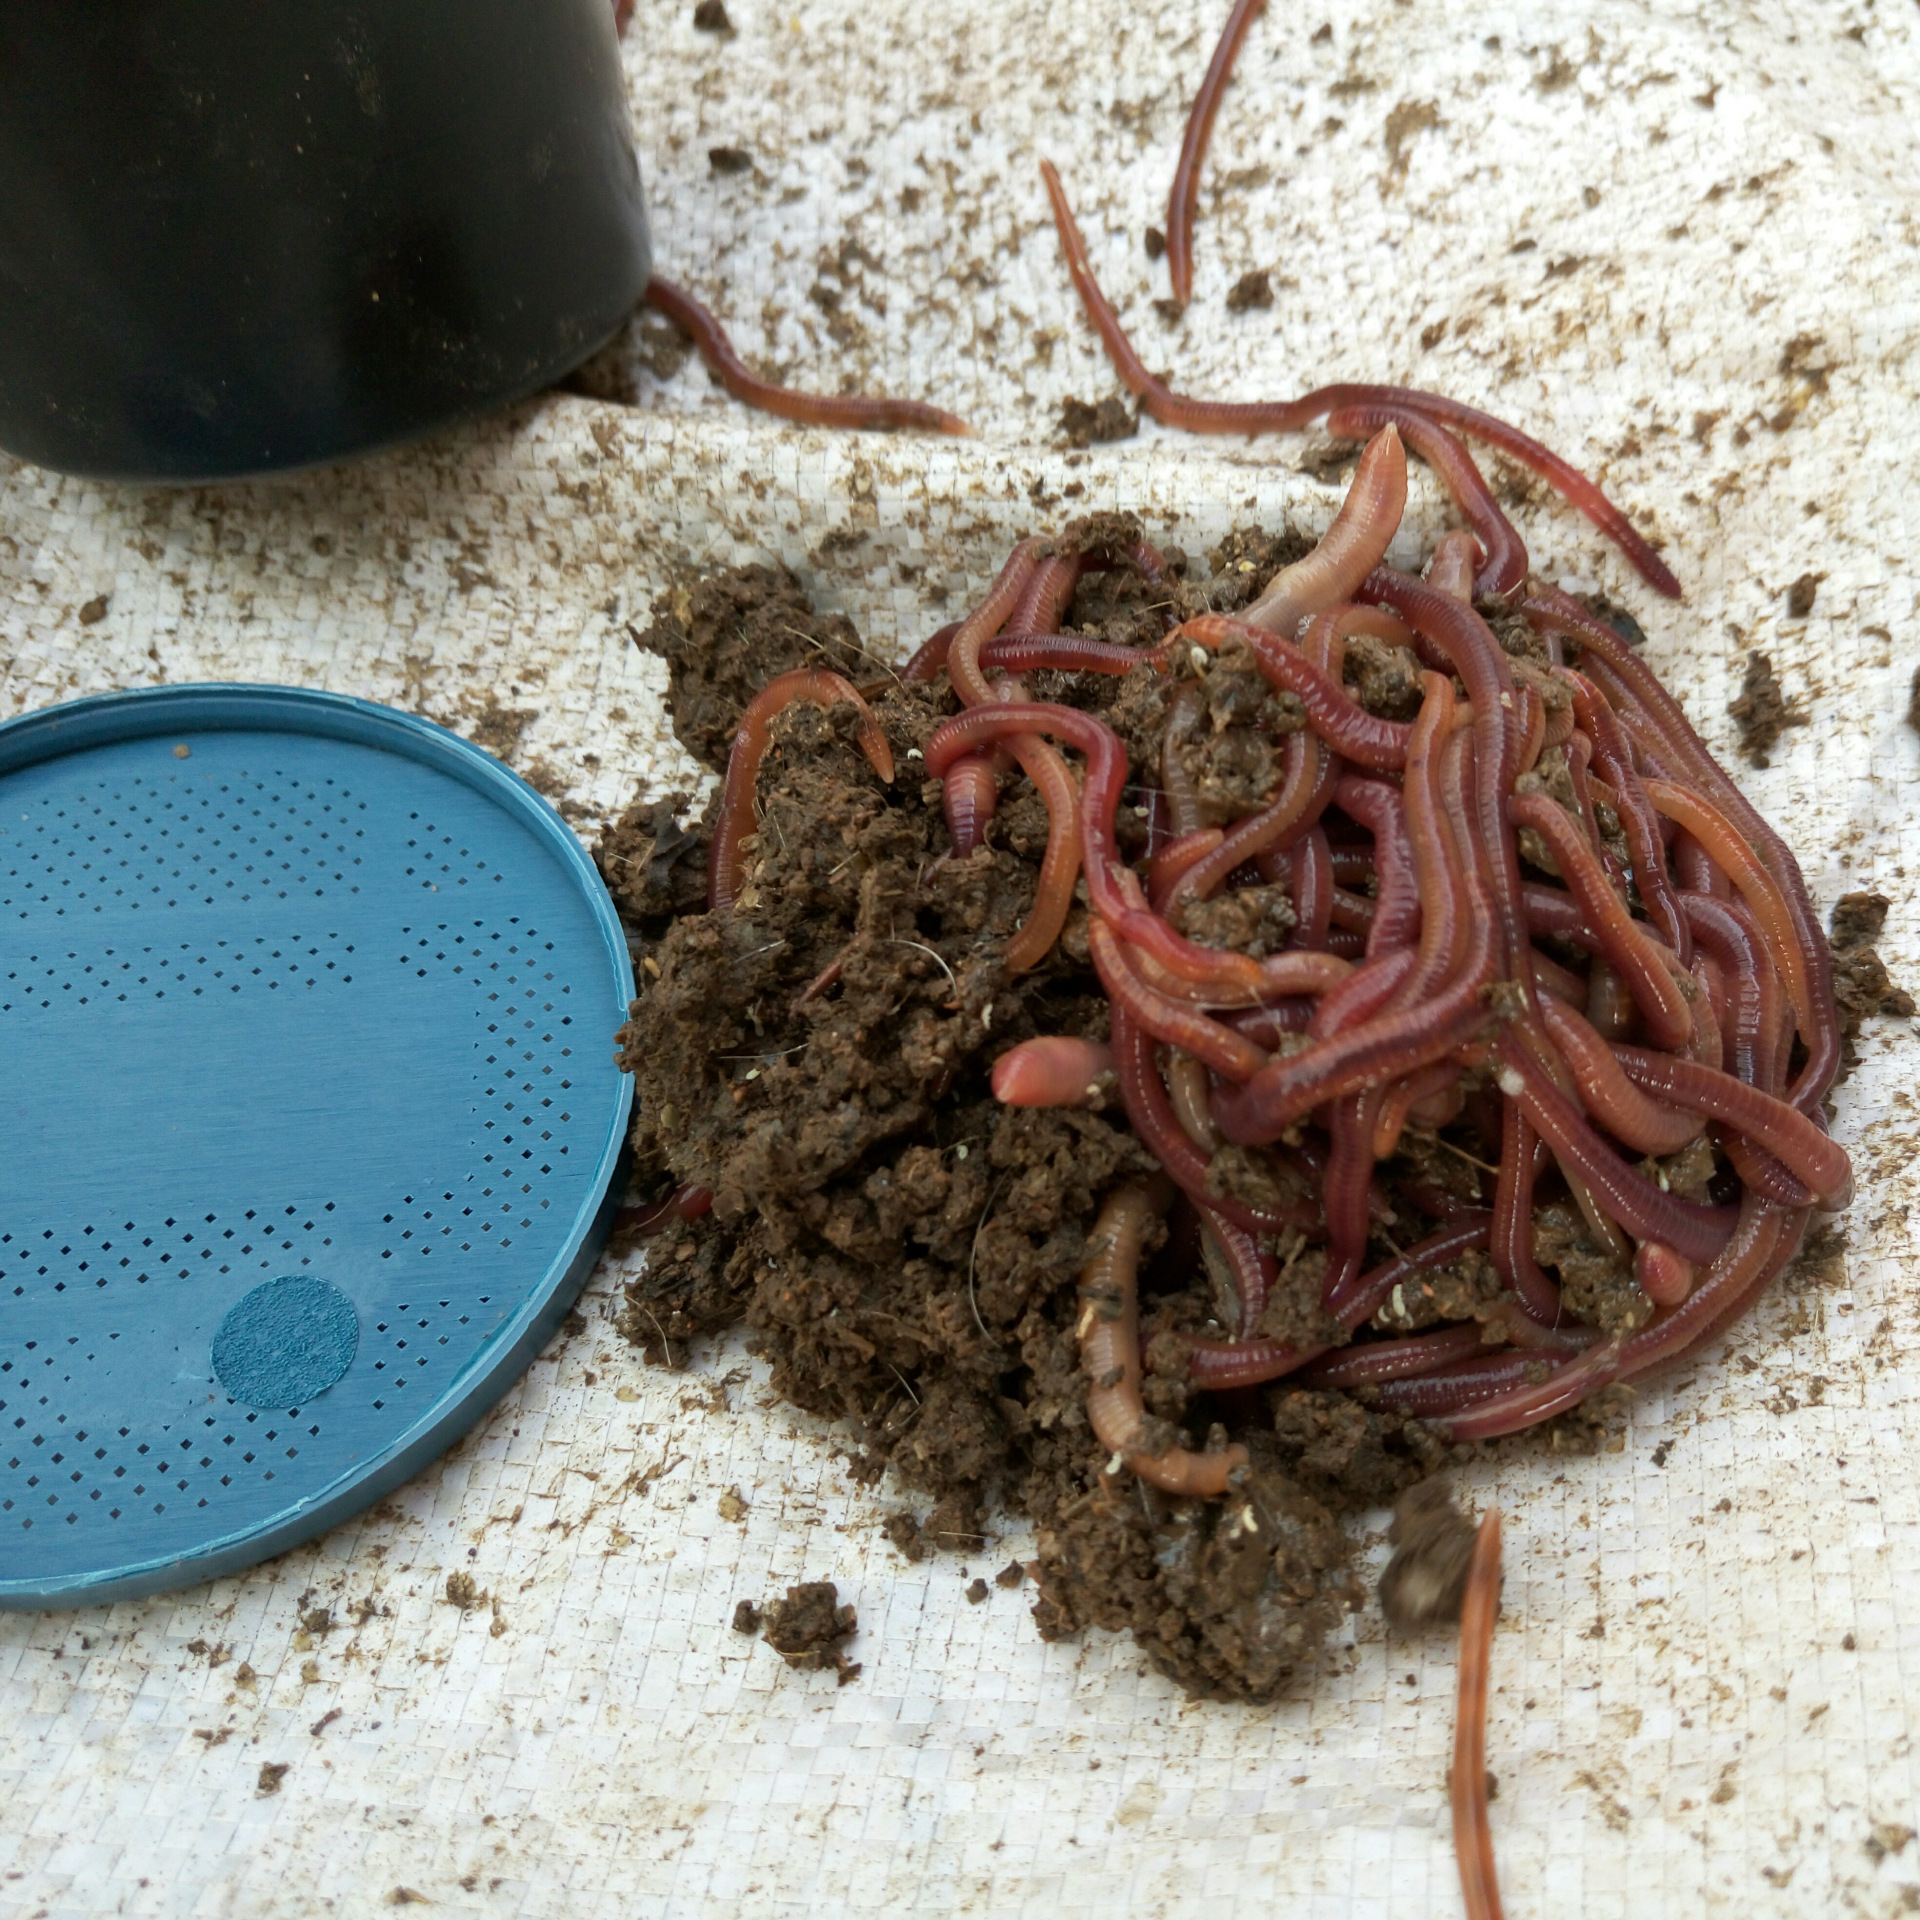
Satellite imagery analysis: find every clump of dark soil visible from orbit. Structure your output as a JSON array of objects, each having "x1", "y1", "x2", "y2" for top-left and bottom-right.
[
  {"x1": 604, "y1": 528, "x2": 1459, "y2": 1702},
  {"x1": 1226, "y1": 269, "x2": 1274, "y2": 312},
  {"x1": 756, "y1": 1582, "x2": 860, "y2": 1683},
  {"x1": 1829, "y1": 891, "x2": 1914, "y2": 1080},
  {"x1": 1378, "y1": 1479, "x2": 1478, "y2": 1632},
  {"x1": 1059, "y1": 395, "x2": 1138, "y2": 447},
  {"x1": 1728, "y1": 649, "x2": 1808, "y2": 766}
]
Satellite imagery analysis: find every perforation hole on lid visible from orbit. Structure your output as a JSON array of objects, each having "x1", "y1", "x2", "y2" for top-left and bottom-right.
[{"x1": 0, "y1": 772, "x2": 370, "y2": 916}]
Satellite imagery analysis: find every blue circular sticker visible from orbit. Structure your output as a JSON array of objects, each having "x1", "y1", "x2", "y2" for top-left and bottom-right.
[{"x1": 211, "y1": 1276, "x2": 359, "y2": 1410}]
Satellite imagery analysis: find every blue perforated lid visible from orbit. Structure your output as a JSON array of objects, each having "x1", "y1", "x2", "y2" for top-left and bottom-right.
[{"x1": 0, "y1": 685, "x2": 634, "y2": 1607}]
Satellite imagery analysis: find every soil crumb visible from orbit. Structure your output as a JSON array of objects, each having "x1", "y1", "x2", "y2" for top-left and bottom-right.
[
  {"x1": 708, "y1": 146, "x2": 752, "y2": 175},
  {"x1": 1226, "y1": 269, "x2": 1275, "y2": 311},
  {"x1": 1378, "y1": 1480, "x2": 1477, "y2": 1632},
  {"x1": 1059, "y1": 395, "x2": 1138, "y2": 448},
  {"x1": 1144, "y1": 226, "x2": 1167, "y2": 260},
  {"x1": 763, "y1": 1582, "x2": 861, "y2": 1683},
  {"x1": 1829, "y1": 890, "x2": 1914, "y2": 1079},
  {"x1": 693, "y1": 0, "x2": 733, "y2": 29},
  {"x1": 1728, "y1": 650, "x2": 1808, "y2": 766},
  {"x1": 731, "y1": 1599, "x2": 763, "y2": 1634},
  {"x1": 1907, "y1": 664, "x2": 1920, "y2": 735}
]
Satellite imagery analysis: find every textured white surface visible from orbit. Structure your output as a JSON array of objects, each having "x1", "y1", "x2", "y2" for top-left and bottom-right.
[{"x1": 2, "y1": 1, "x2": 1919, "y2": 1914}]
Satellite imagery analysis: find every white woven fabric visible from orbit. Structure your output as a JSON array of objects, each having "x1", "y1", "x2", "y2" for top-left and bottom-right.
[{"x1": 2, "y1": 2, "x2": 1918, "y2": 1913}]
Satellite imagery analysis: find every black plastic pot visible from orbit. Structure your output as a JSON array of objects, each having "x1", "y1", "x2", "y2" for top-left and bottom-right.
[{"x1": 0, "y1": 0, "x2": 651, "y2": 482}]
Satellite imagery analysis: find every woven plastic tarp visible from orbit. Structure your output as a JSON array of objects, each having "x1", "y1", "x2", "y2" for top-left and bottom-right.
[{"x1": 3, "y1": 2, "x2": 1919, "y2": 1913}]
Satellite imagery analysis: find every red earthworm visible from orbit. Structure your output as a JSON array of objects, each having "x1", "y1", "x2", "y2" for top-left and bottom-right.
[
  {"x1": 1583, "y1": 957, "x2": 1638, "y2": 1040},
  {"x1": 1425, "y1": 528, "x2": 1480, "y2": 603},
  {"x1": 1643, "y1": 780, "x2": 1815, "y2": 1045},
  {"x1": 1324, "y1": 402, "x2": 1528, "y2": 603},
  {"x1": 1329, "y1": 845, "x2": 1375, "y2": 886},
  {"x1": 1673, "y1": 827, "x2": 1729, "y2": 898},
  {"x1": 1322, "y1": 1092, "x2": 1382, "y2": 1266},
  {"x1": 1325, "y1": 926, "x2": 1368, "y2": 960},
  {"x1": 1187, "y1": 1214, "x2": 1496, "y2": 1388},
  {"x1": 1242, "y1": 427, "x2": 1410, "y2": 638},
  {"x1": 1149, "y1": 828, "x2": 1226, "y2": 911},
  {"x1": 1561, "y1": 670, "x2": 1690, "y2": 963},
  {"x1": 1610, "y1": 1045, "x2": 1852, "y2": 1210},
  {"x1": 1514, "y1": 681, "x2": 1546, "y2": 777},
  {"x1": 1540, "y1": 699, "x2": 1577, "y2": 752},
  {"x1": 643, "y1": 277, "x2": 972, "y2": 436},
  {"x1": 1175, "y1": 615, "x2": 1414, "y2": 768},
  {"x1": 1038, "y1": 160, "x2": 1682, "y2": 597},
  {"x1": 1490, "y1": 1097, "x2": 1571, "y2": 1327},
  {"x1": 1507, "y1": 792, "x2": 1694, "y2": 1052},
  {"x1": 1079, "y1": 1180, "x2": 1249, "y2": 1496},
  {"x1": 1165, "y1": 1051, "x2": 1223, "y2": 1152},
  {"x1": 942, "y1": 754, "x2": 999, "y2": 857},
  {"x1": 708, "y1": 669, "x2": 895, "y2": 910},
  {"x1": 616, "y1": 1180, "x2": 714, "y2": 1237},
  {"x1": 1307, "y1": 945, "x2": 1421, "y2": 1042},
  {"x1": 1636, "y1": 1241, "x2": 1694, "y2": 1308},
  {"x1": 900, "y1": 621, "x2": 961, "y2": 683},
  {"x1": 1452, "y1": 1508, "x2": 1507, "y2": 1920},
  {"x1": 1300, "y1": 1321, "x2": 1493, "y2": 1390},
  {"x1": 1201, "y1": 1206, "x2": 1279, "y2": 1338},
  {"x1": 1371, "y1": 1061, "x2": 1465, "y2": 1157},
  {"x1": 1361, "y1": 573, "x2": 1533, "y2": 990},
  {"x1": 1334, "y1": 775, "x2": 1419, "y2": 954},
  {"x1": 1373, "y1": 1349, "x2": 1559, "y2": 1418},
  {"x1": 991, "y1": 1036, "x2": 1117, "y2": 1108},
  {"x1": 1166, "y1": 0, "x2": 1268, "y2": 306},
  {"x1": 1109, "y1": 1006, "x2": 1319, "y2": 1235},
  {"x1": 1523, "y1": 881, "x2": 1597, "y2": 948},
  {"x1": 1289, "y1": 825, "x2": 1335, "y2": 949},
  {"x1": 978, "y1": 633, "x2": 1167, "y2": 676},
  {"x1": 1492, "y1": 1036, "x2": 1735, "y2": 1265},
  {"x1": 1222, "y1": 1000, "x2": 1314, "y2": 1045},
  {"x1": 1536, "y1": 995, "x2": 1705, "y2": 1157},
  {"x1": 1009, "y1": 554, "x2": 1083, "y2": 639},
  {"x1": 1090, "y1": 920, "x2": 1271, "y2": 1080},
  {"x1": 1434, "y1": 1196, "x2": 1802, "y2": 1441},
  {"x1": 1161, "y1": 683, "x2": 1210, "y2": 838},
  {"x1": 1528, "y1": 947, "x2": 1589, "y2": 1010},
  {"x1": 1524, "y1": 589, "x2": 1836, "y2": 1106},
  {"x1": 1328, "y1": 886, "x2": 1376, "y2": 935}
]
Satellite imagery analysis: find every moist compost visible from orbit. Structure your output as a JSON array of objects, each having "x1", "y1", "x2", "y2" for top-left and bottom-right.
[
  {"x1": 604, "y1": 530, "x2": 1892, "y2": 1704},
  {"x1": 1728, "y1": 649, "x2": 1808, "y2": 766}
]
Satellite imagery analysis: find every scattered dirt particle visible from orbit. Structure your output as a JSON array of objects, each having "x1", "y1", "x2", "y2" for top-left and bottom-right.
[
  {"x1": 1144, "y1": 226, "x2": 1166, "y2": 260},
  {"x1": 1830, "y1": 892, "x2": 1914, "y2": 1080},
  {"x1": 256, "y1": 1763, "x2": 289, "y2": 1797},
  {"x1": 763, "y1": 1582, "x2": 861, "y2": 1683},
  {"x1": 1651, "y1": 1440, "x2": 1673, "y2": 1467},
  {"x1": 389, "y1": 1891, "x2": 430, "y2": 1908},
  {"x1": 444, "y1": 1572, "x2": 479, "y2": 1610},
  {"x1": 1225, "y1": 270, "x2": 1274, "y2": 311},
  {"x1": 966, "y1": 1577, "x2": 990, "y2": 1605},
  {"x1": 693, "y1": 0, "x2": 733, "y2": 29},
  {"x1": 299, "y1": 1607, "x2": 333, "y2": 1637},
  {"x1": 708, "y1": 146, "x2": 752, "y2": 175},
  {"x1": 1785, "y1": 571, "x2": 1825, "y2": 618},
  {"x1": 77, "y1": 595, "x2": 109, "y2": 625},
  {"x1": 1059, "y1": 395, "x2": 1138, "y2": 448},
  {"x1": 717, "y1": 1485, "x2": 750, "y2": 1523},
  {"x1": 1728, "y1": 651, "x2": 1808, "y2": 766},
  {"x1": 731, "y1": 1599, "x2": 762, "y2": 1635},
  {"x1": 882, "y1": 1512, "x2": 926, "y2": 1563},
  {"x1": 309, "y1": 1708, "x2": 341, "y2": 1738},
  {"x1": 995, "y1": 1561, "x2": 1026, "y2": 1589},
  {"x1": 1379, "y1": 1480, "x2": 1477, "y2": 1631},
  {"x1": 1868, "y1": 1822, "x2": 1915, "y2": 1864}
]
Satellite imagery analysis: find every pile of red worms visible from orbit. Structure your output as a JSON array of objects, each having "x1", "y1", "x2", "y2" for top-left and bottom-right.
[{"x1": 703, "y1": 423, "x2": 1847, "y2": 1462}]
